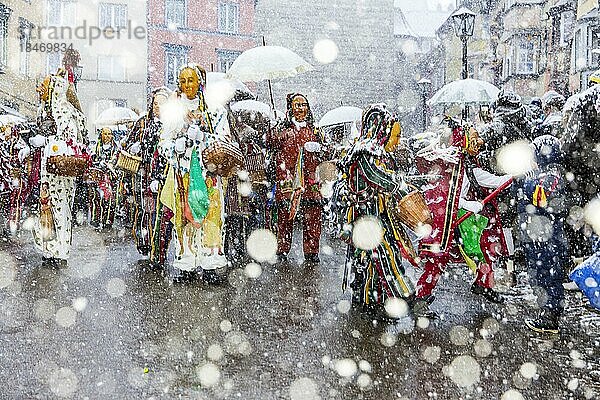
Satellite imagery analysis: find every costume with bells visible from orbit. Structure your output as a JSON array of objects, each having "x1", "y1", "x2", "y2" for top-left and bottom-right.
[
  {"x1": 267, "y1": 93, "x2": 324, "y2": 262},
  {"x1": 338, "y1": 104, "x2": 414, "y2": 317},
  {"x1": 414, "y1": 120, "x2": 510, "y2": 306},
  {"x1": 156, "y1": 64, "x2": 229, "y2": 281},
  {"x1": 124, "y1": 87, "x2": 171, "y2": 256},
  {"x1": 520, "y1": 135, "x2": 568, "y2": 333},
  {"x1": 33, "y1": 70, "x2": 88, "y2": 264},
  {"x1": 89, "y1": 128, "x2": 118, "y2": 229}
]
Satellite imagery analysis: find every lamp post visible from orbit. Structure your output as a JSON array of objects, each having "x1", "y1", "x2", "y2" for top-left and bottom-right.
[
  {"x1": 451, "y1": 6, "x2": 476, "y2": 119},
  {"x1": 417, "y1": 78, "x2": 432, "y2": 131}
]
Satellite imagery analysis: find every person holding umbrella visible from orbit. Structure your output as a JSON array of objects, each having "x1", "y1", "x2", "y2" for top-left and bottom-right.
[{"x1": 267, "y1": 93, "x2": 324, "y2": 264}]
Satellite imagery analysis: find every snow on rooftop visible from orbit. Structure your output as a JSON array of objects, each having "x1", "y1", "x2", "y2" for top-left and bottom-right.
[{"x1": 394, "y1": 0, "x2": 454, "y2": 38}]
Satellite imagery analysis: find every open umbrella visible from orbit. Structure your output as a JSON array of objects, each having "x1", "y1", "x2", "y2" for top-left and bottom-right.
[
  {"x1": 318, "y1": 106, "x2": 362, "y2": 127},
  {"x1": 226, "y1": 46, "x2": 313, "y2": 82},
  {"x1": 231, "y1": 100, "x2": 273, "y2": 118},
  {"x1": 428, "y1": 79, "x2": 500, "y2": 106},
  {"x1": 226, "y1": 45, "x2": 314, "y2": 110},
  {"x1": 0, "y1": 114, "x2": 27, "y2": 126},
  {"x1": 205, "y1": 72, "x2": 254, "y2": 110},
  {"x1": 96, "y1": 107, "x2": 139, "y2": 126}
]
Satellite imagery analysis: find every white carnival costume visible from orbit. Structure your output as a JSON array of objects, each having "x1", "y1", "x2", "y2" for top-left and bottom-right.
[{"x1": 34, "y1": 72, "x2": 87, "y2": 261}]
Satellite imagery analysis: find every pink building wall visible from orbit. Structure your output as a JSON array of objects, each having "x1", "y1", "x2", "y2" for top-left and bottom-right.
[{"x1": 147, "y1": 0, "x2": 257, "y2": 89}]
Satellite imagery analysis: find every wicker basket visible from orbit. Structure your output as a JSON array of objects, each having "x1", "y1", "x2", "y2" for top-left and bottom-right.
[
  {"x1": 116, "y1": 150, "x2": 142, "y2": 174},
  {"x1": 395, "y1": 191, "x2": 433, "y2": 231},
  {"x1": 202, "y1": 141, "x2": 244, "y2": 177},
  {"x1": 46, "y1": 155, "x2": 88, "y2": 177}
]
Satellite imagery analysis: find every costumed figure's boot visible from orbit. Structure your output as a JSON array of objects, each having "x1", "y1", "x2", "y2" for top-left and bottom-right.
[
  {"x1": 173, "y1": 270, "x2": 198, "y2": 283},
  {"x1": 472, "y1": 263, "x2": 503, "y2": 303},
  {"x1": 410, "y1": 295, "x2": 438, "y2": 319},
  {"x1": 202, "y1": 268, "x2": 226, "y2": 285},
  {"x1": 471, "y1": 283, "x2": 504, "y2": 303},
  {"x1": 304, "y1": 253, "x2": 320, "y2": 265}
]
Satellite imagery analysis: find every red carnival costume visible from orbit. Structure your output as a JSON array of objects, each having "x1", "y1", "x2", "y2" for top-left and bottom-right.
[
  {"x1": 267, "y1": 93, "x2": 323, "y2": 262},
  {"x1": 414, "y1": 120, "x2": 509, "y2": 304}
]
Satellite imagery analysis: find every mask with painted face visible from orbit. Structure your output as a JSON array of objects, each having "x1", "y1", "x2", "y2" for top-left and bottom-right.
[
  {"x1": 466, "y1": 127, "x2": 484, "y2": 156},
  {"x1": 178, "y1": 68, "x2": 200, "y2": 100}
]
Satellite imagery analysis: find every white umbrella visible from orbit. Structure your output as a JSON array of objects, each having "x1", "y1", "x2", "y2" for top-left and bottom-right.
[
  {"x1": 205, "y1": 72, "x2": 254, "y2": 111},
  {"x1": 428, "y1": 79, "x2": 500, "y2": 106},
  {"x1": 318, "y1": 106, "x2": 363, "y2": 127},
  {"x1": 96, "y1": 107, "x2": 139, "y2": 126},
  {"x1": 0, "y1": 114, "x2": 27, "y2": 125},
  {"x1": 206, "y1": 72, "x2": 252, "y2": 95},
  {"x1": 231, "y1": 100, "x2": 273, "y2": 119},
  {"x1": 226, "y1": 46, "x2": 314, "y2": 82}
]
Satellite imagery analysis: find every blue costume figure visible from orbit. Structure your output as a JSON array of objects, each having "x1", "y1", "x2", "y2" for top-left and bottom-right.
[{"x1": 518, "y1": 135, "x2": 569, "y2": 334}]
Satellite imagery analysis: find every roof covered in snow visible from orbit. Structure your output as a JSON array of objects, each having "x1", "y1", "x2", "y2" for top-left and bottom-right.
[{"x1": 394, "y1": 0, "x2": 454, "y2": 38}]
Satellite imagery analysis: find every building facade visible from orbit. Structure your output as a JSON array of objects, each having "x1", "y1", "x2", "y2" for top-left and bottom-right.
[
  {"x1": 147, "y1": 0, "x2": 257, "y2": 91},
  {"x1": 569, "y1": 0, "x2": 599, "y2": 91},
  {"x1": 40, "y1": 0, "x2": 148, "y2": 136},
  {"x1": 254, "y1": 0, "x2": 397, "y2": 117},
  {"x1": 545, "y1": 0, "x2": 577, "y2": 96},
  {"x1": 0, "y1": 0, "x2": 45, "y2": 118},
  {"x1": 394, "y1": 0, "x2": 453, "y2": 132}
]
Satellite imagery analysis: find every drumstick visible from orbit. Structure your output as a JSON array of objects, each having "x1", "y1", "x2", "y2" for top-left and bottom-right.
[{"x1": 455, "y1": 177, "x2": 514, "y2": 226}]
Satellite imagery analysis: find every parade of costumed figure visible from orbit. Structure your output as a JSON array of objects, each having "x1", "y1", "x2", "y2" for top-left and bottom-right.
[
  {"x1": 124, "y1": 86, "x2": 171, "y2": 257},
  {"x1": 33, "y1": 69, "x2": 88, "y2": 267},
  {"x1": 267, "y1": 93, "x2": 324, "y2": 264},
  {"x1": 411, "y1": 119, "x2": 511, "y2": 317},
  {"x1": 89, "y1": 127, "x2": 119, "y2": 230},
  {"x1": 560, "y1": 78, "x2": 600, "y2": 260},
  {"x1": 156, "y1": 63, "x2": 229, "y2": 283},
  {"x1": 337, "y1": 104, "x2": 418, "y2": 319}
]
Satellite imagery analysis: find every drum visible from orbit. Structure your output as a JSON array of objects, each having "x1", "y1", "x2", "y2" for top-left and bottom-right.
[
  {"x1": 46, "y1": 155, "x2": 88, "y2": 177},
  {"x1": 394, "y1": 191, "x2": 433, "y2": 232},
  {"x1": 116, "y1": 150, "x2": 141, "y2": 174},
  {"x1": 317, "y1": 161, "x2": 338, "y2": 182},
  {"x1": 202, "y1": 141, "x2": 244, "y2": 177}
]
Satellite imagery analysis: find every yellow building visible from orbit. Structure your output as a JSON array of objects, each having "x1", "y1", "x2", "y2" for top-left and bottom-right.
[{"x1": 569, "y1": 0, "x2": 599, "y2": 91}]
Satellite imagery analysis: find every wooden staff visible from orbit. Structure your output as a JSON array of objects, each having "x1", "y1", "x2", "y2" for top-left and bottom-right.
[{"x1": 455, "y1": 177, "x2": 514, "y2": 226}]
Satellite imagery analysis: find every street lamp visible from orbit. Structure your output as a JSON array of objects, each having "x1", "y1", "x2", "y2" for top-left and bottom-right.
[
  {"x1": 451, "y1": 6, "x2": 476, "y2": 119},
  {"x1": 451, "y1": 6, "x2": 476, "y2": 80},
  {"x1": 417, "y1": 78, "x2": 432, "y2": 131}
]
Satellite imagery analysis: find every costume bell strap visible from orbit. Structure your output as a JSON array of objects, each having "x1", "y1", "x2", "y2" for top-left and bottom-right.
[
  {"x1": 532, "y1": 185, "x2": 547, "y2": 207},
  {"x1": 532, "y1": 175, "x2": 558, "y2": 208},
  {"x1": 463, "y1": 130, "x2": 470, "y2": 151}
]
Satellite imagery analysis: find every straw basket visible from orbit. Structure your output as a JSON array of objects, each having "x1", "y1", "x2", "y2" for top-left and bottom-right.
[
  {"x1": 116, "y1": 150, "x2": 141, "y2": 174},
  {"x1": 395, "y1": 191, "x2": 433, "y2": 231},
  {"x1": 46, "y1": 155, "x2": 88, "y2": 177},
  {"x1": 202, "y1": 141, "x2": 244, "y2": 177},
  {"x1": 244, "y1": 151, "x2": 266, "y2": 183}
]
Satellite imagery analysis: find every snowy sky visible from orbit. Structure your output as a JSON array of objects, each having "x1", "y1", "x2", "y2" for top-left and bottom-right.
[{"x1": 394, "y1": 0, "x2": 456, "y2": 12}]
